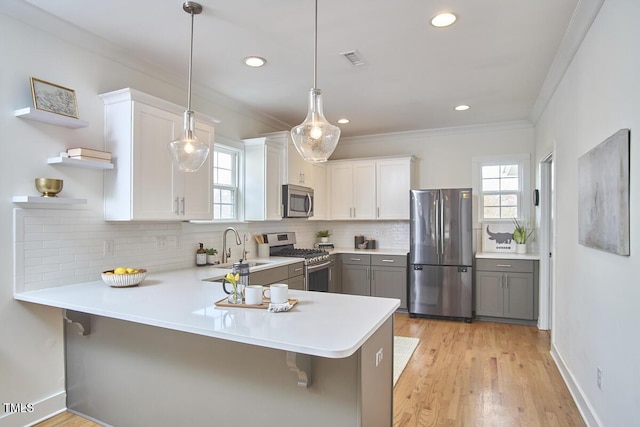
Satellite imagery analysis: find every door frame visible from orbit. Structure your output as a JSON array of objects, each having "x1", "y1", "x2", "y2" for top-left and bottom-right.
[{"x1": 537, "y1": 151, "x2": 555, "y2": 331}]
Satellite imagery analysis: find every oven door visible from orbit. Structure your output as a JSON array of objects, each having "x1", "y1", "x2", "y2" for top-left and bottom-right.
[{"x1": 305, "y1": 260, "x2": 331, "y2": 292}]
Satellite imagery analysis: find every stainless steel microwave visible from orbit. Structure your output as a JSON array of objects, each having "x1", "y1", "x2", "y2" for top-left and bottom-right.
[{"x1": 282, "y1": 184, "x2": 314, "y2": 218}]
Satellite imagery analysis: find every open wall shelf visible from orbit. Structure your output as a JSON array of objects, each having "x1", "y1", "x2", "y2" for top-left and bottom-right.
[
  {"x1": 48, "y1": 156, "x2": 114, "y2": 170},
  {"x1": 15, "y1": 107, "x2": 89, "y2": 129}
]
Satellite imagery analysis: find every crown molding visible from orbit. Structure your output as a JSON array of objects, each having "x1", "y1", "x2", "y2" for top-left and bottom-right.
[{"x1": 339, "y1": 120, "x2": 534, "y2": 145}]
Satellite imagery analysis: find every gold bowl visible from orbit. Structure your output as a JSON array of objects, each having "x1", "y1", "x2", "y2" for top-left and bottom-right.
[{"x1": 35, "y1": 178, "x2": 63, "y2": 197}]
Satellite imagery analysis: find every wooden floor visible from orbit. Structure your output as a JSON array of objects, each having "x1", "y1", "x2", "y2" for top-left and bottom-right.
[
  {"x1": 393, "y1": 313, "x2": 585, "y2": 426},
  {"x1": 37, "y1": 314, "x2": 584, "y2": 427}
]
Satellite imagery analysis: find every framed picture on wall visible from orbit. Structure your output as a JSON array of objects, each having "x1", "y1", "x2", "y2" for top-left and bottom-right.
[{"x1": 30, "y1": 77, "x2": 79, "y2": 118}]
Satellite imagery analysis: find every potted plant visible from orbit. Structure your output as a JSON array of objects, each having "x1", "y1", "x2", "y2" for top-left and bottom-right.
[
  {"x1": 205, "y1": 248, "x2": 219, "y2": 265},
  {"x1": 512, "y1": 218, "x2": 534, "y2": 254},
  {"x1": 316, "y1": 230, "x2": 331, "y2": 243}
]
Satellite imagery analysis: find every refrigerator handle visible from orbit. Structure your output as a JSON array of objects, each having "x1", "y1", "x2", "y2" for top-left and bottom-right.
[
  {"x1": 439, "y1": 192, "x2": 445, "y2": 256},
  {"x1": 434, "y1": 193, "x2": 440, "y2": 257}
]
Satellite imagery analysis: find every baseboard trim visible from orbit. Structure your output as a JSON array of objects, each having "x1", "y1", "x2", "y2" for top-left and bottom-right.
[
  {"x1": 0, "y1": 391, "x2": 65, "y2": 427},
  {"x1": 550, "y1": 343, "x2": 602, "y2": 427}
]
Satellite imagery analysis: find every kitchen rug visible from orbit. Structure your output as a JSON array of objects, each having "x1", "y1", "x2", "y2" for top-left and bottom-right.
[{"x1": 393, "y1": 336, "x2": 420, "y2": 386}]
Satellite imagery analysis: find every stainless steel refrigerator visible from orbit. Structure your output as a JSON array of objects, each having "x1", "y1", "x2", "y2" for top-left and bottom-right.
[{"x1": 408, "y1": 189, "x2": 473, "y2": 322}]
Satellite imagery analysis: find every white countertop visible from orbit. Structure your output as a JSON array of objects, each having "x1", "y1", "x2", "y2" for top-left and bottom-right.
[
  {"x1": 475, "y1": 251, "x2": 541, "y2": 260},
  {"x1": 15, "y1": 260, "x2": 399, "y2": 359}
]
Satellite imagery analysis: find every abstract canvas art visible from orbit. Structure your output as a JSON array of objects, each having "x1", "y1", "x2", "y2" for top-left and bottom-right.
[{"x1": 578, "y1": 129, "x2": 630, "y2": 256}]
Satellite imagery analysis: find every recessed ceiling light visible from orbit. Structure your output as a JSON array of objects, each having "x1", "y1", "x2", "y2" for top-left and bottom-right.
[
  {"x1": 454, "y1": 104, "x2": 470, "y2": 111},
  {"x1": 431, "y1": 12, "x2": 457, "y2": 28},
  {"x1": 243, "y1": 56, "x2": 266, "y2": 67},
  {"x1": 337, "y1": 118, "x2": 350, "y2": 124}
]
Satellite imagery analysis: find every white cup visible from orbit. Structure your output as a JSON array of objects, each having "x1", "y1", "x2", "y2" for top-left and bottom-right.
[
  {"x1": 244, "y1": 285, "x2": 266, "y2": 305},
  {"x1": 265, "y1": 284, "x2": 288, "y2": 304}
]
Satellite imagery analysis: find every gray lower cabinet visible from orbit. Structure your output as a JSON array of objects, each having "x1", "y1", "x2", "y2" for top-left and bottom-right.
[
  {"x1": 288, "y1": 262, "x2": 305, "y2": 290},
  {"x1": 475, "y1": 258, "x2": 538, "y2": 321},
  {"x1": 249, "y1": 262, "x2": 305, "y2": 290},
  {"x1": 328, "y1": 255, "x2": 341, "y2": 293},
  {"x1": 340, "y1": 254, "x2": 407, "y2": 309}
]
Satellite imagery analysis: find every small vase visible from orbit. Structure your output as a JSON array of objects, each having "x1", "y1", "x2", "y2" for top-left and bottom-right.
[
  {"x1": 516, "y1": 243, "x2": 527, "y2": 254},
  {"x1": 227, "y1": 288, "x2": 243, "y2": 304},
  {"x1": 320, "y1": 237, "x2": 329, "y2": 243},
  {"x1": 207, "y1": 254, "x2": 218, "y2": 265}
]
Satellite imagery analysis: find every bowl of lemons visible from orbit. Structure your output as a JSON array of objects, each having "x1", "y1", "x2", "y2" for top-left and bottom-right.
[{"x1": 102, "y1": 267, "x2": 147, "y2": 288}]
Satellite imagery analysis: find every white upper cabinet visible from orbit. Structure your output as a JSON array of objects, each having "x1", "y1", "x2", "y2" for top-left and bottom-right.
[
  {"x1": 327, "y1": 156, "x2": 414, "y2": 220},
  {"x1": 376, "y1": 157, "x2": 414, "y2": 220},
  {"x1": 328, "y1": 160, "x2": 377, "y2": 220},
  {"x1": 284, "y1": 133, "x2": 313, "y2": 186},
  {"x1": 244, "y1": 136, "x2": 285, "y2": 221},
  {"x1": 308, "y1": 162, "x2": 327, "y2": 220},
  {"x1": 100, "y1": 88, "x2": 214, "y2": 221}
]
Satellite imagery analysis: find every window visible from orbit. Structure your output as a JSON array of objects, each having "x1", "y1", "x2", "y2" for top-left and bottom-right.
[
  {"x1": 481, "y1": 164, "x2": 519, "y2": 219},
  {"x1": 473, "y1": 154, "x2": 530, "y2": 223},
  {"x1": 213, "y1": 145, "x2": 239, "y2": 221}
]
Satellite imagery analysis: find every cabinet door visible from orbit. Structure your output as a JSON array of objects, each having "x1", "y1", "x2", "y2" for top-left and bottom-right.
[
  {"x1": 287, "y1": 137, "x2": 307, "y2": 185},
  {"x1": 376, "y1": 159, "x2": 411, "y2": 220},
  {"x1": 132, "y1": 103, "x2": 181, "y2": 220},
  {"x1": 341, "y1": 264, "x2": 370, "y2": 296},
  {"x1": 328, "y1": 256, "x2": 341, "y2": 293},
  {"x1": 265, "y1": 144, "x2": 283, "y2": 220},
  {"x1": 352, "y1": 162, "x2": 376, "y2": 219},
  {"x1": 475, "y1": 271, "x2": 504, "y2": 317},
  {"x1": 371, "y1": 266, "x2": 407, "y2": 309},
  {"x1": 329, "y1": 163, "x2": 354, "y2": 219},
  {"x1": 288, "y1": 275, "x2": 305, "y2": 291},
  {"x1": 504, "y1": 272, "x2": 534, "y2": 320},
  {"x1": 309, "y1": 162, "x2": 327, "y2": 220},
  {"x1": 181, "y1": 121, "x2": 214, "y2": 220}
]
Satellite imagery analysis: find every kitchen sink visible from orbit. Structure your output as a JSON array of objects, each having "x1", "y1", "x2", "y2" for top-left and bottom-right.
[
  {"x1": 201, "y1": 260, "x2": 273, "y2": 282},
  {"x1": 214, "y1": 260, "x2": 272, "y2": 269}
]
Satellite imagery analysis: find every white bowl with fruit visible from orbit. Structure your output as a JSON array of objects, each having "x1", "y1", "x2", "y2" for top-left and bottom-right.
[{"x1": 102, "y1": 267, "x2": 147, "y2": 288}]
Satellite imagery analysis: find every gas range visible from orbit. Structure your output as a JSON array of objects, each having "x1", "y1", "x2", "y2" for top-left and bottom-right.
[{"x1": 263, "y1": 232, "x2": 330, "y2": 266}]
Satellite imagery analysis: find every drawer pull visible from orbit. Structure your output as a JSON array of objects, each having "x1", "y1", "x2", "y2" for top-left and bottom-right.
[
  {"x1": 294, "y1": 268, "x2": 303, "y2": 272},
  {"x1": 496, "y1": 264, "x2": 512, "y2": 268},
  {"x1": 350, "y1": 258, "x2": 361, "y2": 261},
  {"x1": 381, "y1": 259, "x2": 395, "y2": 263}
]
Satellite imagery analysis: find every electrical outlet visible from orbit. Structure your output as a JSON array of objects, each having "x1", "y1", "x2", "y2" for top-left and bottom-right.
[
  {"x1": 103, "y1": 240, "x2": 114, "y2": 257},
  {"x1": 157, "y1": 236, "x2": 167, "y2": 250},
  {"x1": 375, "y1": 348, "x2": 383, "y2": 366},
  {"x1": 597, "y1": 367, "x2": 603, "y2": 390}
]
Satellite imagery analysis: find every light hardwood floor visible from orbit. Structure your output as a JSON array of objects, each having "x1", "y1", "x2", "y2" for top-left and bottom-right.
[
  {"x1": 393, "y1": 313, "x2": 585, "y2": 426},
  {"x1": 38, "y1": 314, "x2": 584, "y2": 427}
]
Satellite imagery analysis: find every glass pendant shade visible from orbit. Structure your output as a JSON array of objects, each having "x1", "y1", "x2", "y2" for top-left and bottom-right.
[
  {"x1": 168, "y1": 109, "x2": 210, "y2": 172},
  {"x1": 291, "y1": 88, "x2": 341, "y2": 162},
  {"x1": 168, "y1": 1, "x2": 209, "y2": 173}
]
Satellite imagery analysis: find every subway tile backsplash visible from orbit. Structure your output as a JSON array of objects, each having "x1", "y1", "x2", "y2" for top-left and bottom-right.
[{"x1": 13, "y1": 208, "x2": 415, "y2": 293}]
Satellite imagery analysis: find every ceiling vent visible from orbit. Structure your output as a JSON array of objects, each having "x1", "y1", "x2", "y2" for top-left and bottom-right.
[{"x1": 340, "y1": 50, "x2": 366, "y2": 66}]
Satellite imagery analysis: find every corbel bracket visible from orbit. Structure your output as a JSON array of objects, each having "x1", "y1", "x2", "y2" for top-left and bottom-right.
[
  {"x1": 285, "y1": 351, "x2": 312, "y2": 388},
  {"x1": 63, "y1": 310, "x2": 91, "y2": 336}
]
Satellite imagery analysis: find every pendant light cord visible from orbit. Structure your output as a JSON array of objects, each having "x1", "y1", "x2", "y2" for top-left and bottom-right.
[
  {"x1": 187, "y1": 9, "x2": 195, "y2": 111},
  {"x1": 313, "y1": 0, "x2": 318, "y2": 89}
]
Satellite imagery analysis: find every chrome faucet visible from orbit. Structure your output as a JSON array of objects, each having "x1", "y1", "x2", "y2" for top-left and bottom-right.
[{"x1": 222, "y1": 227, "x2": 242, "y2": 264}]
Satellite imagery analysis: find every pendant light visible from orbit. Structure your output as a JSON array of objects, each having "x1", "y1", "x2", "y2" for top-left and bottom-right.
[
  {"x1": 290, "y1": 0, "x2": 341, "y2": 163},
  {"x1": 168, "y1": 1, "x2": 210, "y2": 172}
]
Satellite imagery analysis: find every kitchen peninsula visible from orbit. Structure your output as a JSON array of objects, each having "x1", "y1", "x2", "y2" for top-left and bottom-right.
[{"x1": 15, "y1": 261, "x2": 398, "y2": 427}]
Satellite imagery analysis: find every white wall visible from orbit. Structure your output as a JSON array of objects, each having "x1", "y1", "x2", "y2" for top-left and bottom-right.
[{"x1": 534, "y1": 0, "x2": 640, "y2": 425}]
